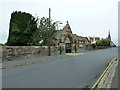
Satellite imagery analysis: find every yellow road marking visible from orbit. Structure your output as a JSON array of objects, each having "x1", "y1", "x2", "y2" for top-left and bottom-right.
[{"x1": 91, "y1": 58, "x2": 118, "y2": 89}]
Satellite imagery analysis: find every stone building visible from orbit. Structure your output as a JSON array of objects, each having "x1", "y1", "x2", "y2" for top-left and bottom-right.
[
  {"x1": 106, "y1": 30, "x2": 115, "y2": 46},
  {"x1": 74, "y1": 34, "x2": 91, "y2": 45},
  {"x1": 106, "y1": 30, "x2": 111, "y2": 41},
  {"x1": 98, "y1": 30, "x2": 115, "y2": 46},
  {"x1": 53, "y1": 21, "x2": 92, "y2": 53},
  {"x1": 53, "y1": 21, "x2": 78, "y2": 53}
]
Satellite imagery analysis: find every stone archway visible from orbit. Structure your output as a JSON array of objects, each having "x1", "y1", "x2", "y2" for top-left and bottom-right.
[{"x1": 64, "y1": 34, "x2": 73, "y2": 53}]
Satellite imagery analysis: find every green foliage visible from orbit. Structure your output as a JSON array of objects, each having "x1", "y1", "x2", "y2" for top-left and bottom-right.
[
  {"x1": 6, "y1": 11, "x2": 38, "y2": 46},
  {"x1": 35, "y1": 17, "x2": 58, "y2": 46},
  {"x1": 0, "y1": 43, "x2": 4, "y2": 46},
  {"x1": 96, "y1": 40, "x2": 110, "y2": 46},
  {"x1": 6, "y1": 11, "x2": 59, "y2": 46}
]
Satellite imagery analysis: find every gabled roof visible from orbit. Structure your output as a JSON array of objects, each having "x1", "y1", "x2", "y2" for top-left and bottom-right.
[
  {"x1": 63, "y1": 21, "x2": 72, "y2": 33},
  {"x1": 74, "y1": 34, "x2": 90, "y2": 41}
]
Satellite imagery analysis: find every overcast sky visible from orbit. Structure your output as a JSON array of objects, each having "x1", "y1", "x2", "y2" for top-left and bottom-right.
[{"x1": 0, "y1": 0, "x2": 119, "y2": 45}]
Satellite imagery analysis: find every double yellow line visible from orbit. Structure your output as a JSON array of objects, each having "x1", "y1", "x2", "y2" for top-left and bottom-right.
[{"x1": 91, "y1": 58, "x2": 118, "y2": 89}]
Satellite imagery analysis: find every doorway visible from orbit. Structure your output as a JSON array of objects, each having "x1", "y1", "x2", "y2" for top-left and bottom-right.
[
  {"x1": 65, "y1": 37, "x2": 72, "y2": 53},
  {"x1": 65, "y1": 43, "x2": 72, "y2": 53}
]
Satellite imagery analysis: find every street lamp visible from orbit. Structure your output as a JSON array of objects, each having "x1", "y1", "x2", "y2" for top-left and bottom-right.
[
  {"x1": 56, "y1": 22, "x2": 62, "y2": 54},
  {"x1": 57, "y1": 21, "x2": 62, "y2": 30}
]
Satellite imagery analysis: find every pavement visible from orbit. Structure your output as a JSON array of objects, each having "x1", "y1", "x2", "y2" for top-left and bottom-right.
[
  {"x1": 111, "y1": 65, "x2": 118, "y2": 88},
  {"x1": 91, "y1": 58, "x2": 119, "y2": 89},
  {"x1": 111, "y1": 59, "x2": 120, "y2": 89},
  {"x1": 2, "y1": 48, "x2": 118, "y2": 88}
]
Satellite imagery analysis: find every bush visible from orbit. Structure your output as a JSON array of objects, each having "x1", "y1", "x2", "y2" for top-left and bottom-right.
[{"x1": 96, "y1": 40, "x2": 110, "y2": 46}]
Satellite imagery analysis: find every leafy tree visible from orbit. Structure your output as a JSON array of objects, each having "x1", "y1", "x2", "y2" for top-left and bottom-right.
[
  {"x1": 34, "y1": 17, "x2": 58, "y2": 46},
  {"x1": 6, "y1": 11, "x2": 38, "y2": 46},
  {"x1": 96, "y1": 40, "x2": 110, "y2": 46},
  {"x1": 6, "y1": 11, "x2": 59, "y2": 46}
]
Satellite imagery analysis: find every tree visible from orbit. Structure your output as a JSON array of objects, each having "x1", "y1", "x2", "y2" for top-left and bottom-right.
[
  {"x1": 35, "y1": 17, "x2": 58, "y2": 46},
  {"x1": 96, "y1": 40, "x2": 110, "y2": 46},
  {"x1": 6, "y1": 11, "x2": 60, "y2": 46},
  {"x1": 6, "y1": 11, "x2": 38, "y2": 46}
]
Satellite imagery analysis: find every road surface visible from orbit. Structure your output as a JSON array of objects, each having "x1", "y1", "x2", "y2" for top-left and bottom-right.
[{"x1": 2, "y1": 48, "x2": 118, "y2": 88}]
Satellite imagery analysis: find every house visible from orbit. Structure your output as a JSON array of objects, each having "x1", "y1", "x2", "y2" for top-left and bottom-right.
[
  {"x1": 74, "y1": 34, "x2": 91, "y2": 45},
  {"x1": 88, "y1": 37, "x2": 100, "y2": 44}
]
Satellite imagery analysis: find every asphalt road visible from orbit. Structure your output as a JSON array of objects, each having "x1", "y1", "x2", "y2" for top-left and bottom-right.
[{"x1": 2, "y1": 48, "x2": 118, "y2": 88}]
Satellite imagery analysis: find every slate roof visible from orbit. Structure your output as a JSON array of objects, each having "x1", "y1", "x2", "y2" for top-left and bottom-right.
[{"x1": 75, "y1": 34, "x2": 89, "y2": 41}]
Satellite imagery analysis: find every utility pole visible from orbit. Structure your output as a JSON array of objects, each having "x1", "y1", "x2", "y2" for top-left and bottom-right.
[{"x1": 48, "y1": 8, "x2": 51, "y2": 56}]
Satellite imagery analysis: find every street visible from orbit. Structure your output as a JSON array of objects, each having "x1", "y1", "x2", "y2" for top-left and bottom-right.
[{"x1": 2, "y1": 48, "x2": 118, "y2": 88}]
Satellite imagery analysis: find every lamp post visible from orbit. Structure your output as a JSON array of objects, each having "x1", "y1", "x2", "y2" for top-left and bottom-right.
[
  {"x1": 56, "y1": 22, "x2": 62, "y2": 54},
  {"x1": 57, "y1": 21, "x2": 62, "y2": 30},
  {"x1": 48, "y1": 8, "x2": 51, "y2": 56}
]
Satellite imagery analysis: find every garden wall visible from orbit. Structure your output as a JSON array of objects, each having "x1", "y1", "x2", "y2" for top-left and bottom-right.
[
  {"x1": 2, "y1": 46, "x2": 60, "y2": 61},
  {"x1": 1, "y1": 45, "x2": 106, "y2": 62}
]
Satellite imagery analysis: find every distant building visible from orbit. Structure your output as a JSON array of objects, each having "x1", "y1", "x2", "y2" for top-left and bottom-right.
[
  {"x1": 88, "y1": 37, "x2": 100, "y2": 44},
  {"x1": 106, "y1": 30, "x2": 116, "y2": 46},
  {"x1": 99, "y1": 30, "x2": 115, "y2": 46},
  {"x1": 106, "y1": 30, "x2": 111, "y2": 41},
  {"x1": 74, "y1": 35, "x2": 91, "y2": 45}
]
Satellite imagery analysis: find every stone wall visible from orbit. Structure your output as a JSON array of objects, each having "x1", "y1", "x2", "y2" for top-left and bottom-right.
[
  {"x1": 1, "y1": 46, "x2": 96, "y2": 62},
  {"x1": 95, "y1": 46, "x2": 108, "y2": 49},
  {"x1": 78, "y1": 46, "x2": 94, "y2": 53},
  {"x1": 2, "y1": 46, "x2": 62, "y2": 61}
]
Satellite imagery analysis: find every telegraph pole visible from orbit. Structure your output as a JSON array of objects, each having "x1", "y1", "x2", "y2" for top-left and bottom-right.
[{"x1": 48, "y1": 8, "x2": 51, "y2": 56}]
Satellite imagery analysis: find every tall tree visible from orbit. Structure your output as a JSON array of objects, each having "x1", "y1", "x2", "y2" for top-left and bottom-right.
[{"x1": 6, "y1": 11, "x2": 38, "y2": 46}]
